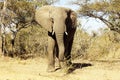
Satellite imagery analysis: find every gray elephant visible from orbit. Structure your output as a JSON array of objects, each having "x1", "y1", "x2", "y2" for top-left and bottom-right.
[{"x1": 35, "y1": 6, "x2": 77, "y2": 72}]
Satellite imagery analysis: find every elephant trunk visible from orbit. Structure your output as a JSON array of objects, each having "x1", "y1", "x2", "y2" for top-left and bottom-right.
[{"x1": 55, "y1": 33, "x2": 65, "y2": 62}]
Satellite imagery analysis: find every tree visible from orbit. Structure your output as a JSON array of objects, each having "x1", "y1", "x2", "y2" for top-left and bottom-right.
[
  {"x1": 0, "y1": 0, "x2": 17, "y2": 56},
  {"x1": 0, "y1": 0, "x2": 36, "y2": 56},
  {"x1": 0, "y1": 0, "x2": 59, "y2": 57},
  {"x1": 76, "y1": 0, "x2": 120, "y2": 33}
]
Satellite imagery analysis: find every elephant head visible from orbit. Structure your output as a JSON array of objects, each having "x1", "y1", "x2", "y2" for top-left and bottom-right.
[{"x1": 35, "y1": 5, "x2": 77, "y2": 72}]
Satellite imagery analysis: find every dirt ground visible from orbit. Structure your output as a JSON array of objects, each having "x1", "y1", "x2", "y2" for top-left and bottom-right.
[{"x1": 0, "y1": 55, "x2": 120, "y2": 80}]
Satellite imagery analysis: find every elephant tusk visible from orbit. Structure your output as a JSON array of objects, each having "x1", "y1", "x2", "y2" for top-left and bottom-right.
[
  {"x1": 65, "y1": 32, "x2": 68, "y2": 35},
  {"x1": 52, "y1": 31, "x2": 55, "y2": 35}
]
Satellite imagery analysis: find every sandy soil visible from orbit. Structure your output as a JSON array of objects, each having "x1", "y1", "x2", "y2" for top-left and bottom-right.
[{"x1": 0, "y1": 55, "x2": 120, "y2": 80}]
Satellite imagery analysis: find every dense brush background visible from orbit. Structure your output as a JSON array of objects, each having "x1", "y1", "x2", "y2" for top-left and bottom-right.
[
  {"x1": 0, "y1": 0, "x2": 120, "y2": 60},
  {"x1": 73, "y1": 29, "x2": 120, "y2": 60}
]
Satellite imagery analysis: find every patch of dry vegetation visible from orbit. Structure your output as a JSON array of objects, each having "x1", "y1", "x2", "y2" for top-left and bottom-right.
[
  {"x1": 0, "y1": 0, "x2": 120, "y2": 60},
  {"x1": 1, "y1": 26, "x2": 120, "y2": 60},
  {"x1": 14, "y1": 25, "x2": 48, "y2": 58},
  {"x1": 72, "y1": 28, "x2": 120, "y2": 60}
]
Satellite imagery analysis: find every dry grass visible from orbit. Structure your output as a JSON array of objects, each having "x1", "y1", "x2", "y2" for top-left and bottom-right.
[
  {"x1": 0, "y1": 55, "x2": 120, "y2": 80},
  {"x1": 0, "y1": 27, "x2": 120, "y2": 80},
  {"x1": 14, "y1": 25, "x2": 48, "y2": 58},
  {"x1": 72, "y1": 29, "x2": 120, "y2": 60},
  {"x1": 1, "y1": 27, "x2": 120, "y2": 60}
]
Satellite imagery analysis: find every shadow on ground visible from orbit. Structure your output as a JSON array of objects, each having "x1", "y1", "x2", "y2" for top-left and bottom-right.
[{"x1": 67, "y1": 63, "x2": 92, "y2": 74}]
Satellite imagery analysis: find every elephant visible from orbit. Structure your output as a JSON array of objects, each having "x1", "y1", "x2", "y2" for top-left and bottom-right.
[{"x1": 35, "y1": 5, "x2": 77, "y2": 72}]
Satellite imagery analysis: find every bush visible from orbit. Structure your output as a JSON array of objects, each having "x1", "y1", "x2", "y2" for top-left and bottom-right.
[
  {"x1": 72, "y1": 29, "x2": 120, "y2": 60},
  {"x1": 14, "y1": 25, "x2": 48, "y2": 58},
  {"x1": 72, "y1": 29, "x2": 91, "y2": 60}
]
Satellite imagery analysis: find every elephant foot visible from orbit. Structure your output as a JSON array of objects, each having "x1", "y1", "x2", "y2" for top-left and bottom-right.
[
  {"x1": 60, "y1": 61, "x2": 67, "y2": 68},
  {"x1": 59, "y1": 61, "x2": 73, "y2": 73},
  {"x1": 55, "y1": 61, "x2": 61, "y2": 70},
  {"x1": 66, "y1": 60, "x2": 72, "y2": 67},
  {"x1": 55, "y1": 65, "x2": 61, "y2": 70},
  {"x1": 47, "y1": 66, "x2": 55, "y2": 72}
]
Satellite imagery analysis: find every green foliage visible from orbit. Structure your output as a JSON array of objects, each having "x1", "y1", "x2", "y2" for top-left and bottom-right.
[
  {"x1": 7, "y1": 0, "x2": 35, "y2": 24},
  {"x1": 0, "y1": 0, "x2": 50, "y2": 58},
  {"x1": 0, "y1": 2, "x2": 3, "y2": 10},
  {"x1": 78, "y1": 0, "x2": 120, "y2": 33}
]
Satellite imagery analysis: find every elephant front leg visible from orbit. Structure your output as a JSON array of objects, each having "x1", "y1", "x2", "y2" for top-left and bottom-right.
[
  {"x1": 56, "y1": 33, "x2": 66, "y2": 68},
  {"x1": 47, "y1": 36, "x2": 56, "y2": 72},
  {"x1": 54, "y1": 45, "x2": 61, "y2": 70}
]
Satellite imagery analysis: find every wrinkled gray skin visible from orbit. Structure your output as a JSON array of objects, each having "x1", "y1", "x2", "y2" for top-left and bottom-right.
[{"x1": 35, "y1": 6, "x2": 77, "y2": 72}]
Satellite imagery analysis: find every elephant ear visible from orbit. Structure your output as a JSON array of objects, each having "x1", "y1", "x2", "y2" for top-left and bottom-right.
[
  {"x1": 35, "y1": 6, "x2": 54, "y2": 32},
  {"x1": 65, "y1": 9, "x2": 77, "y2": 29},
  {"x1": 70, "y1": 10, "x2": 77, "y2": 28}
]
